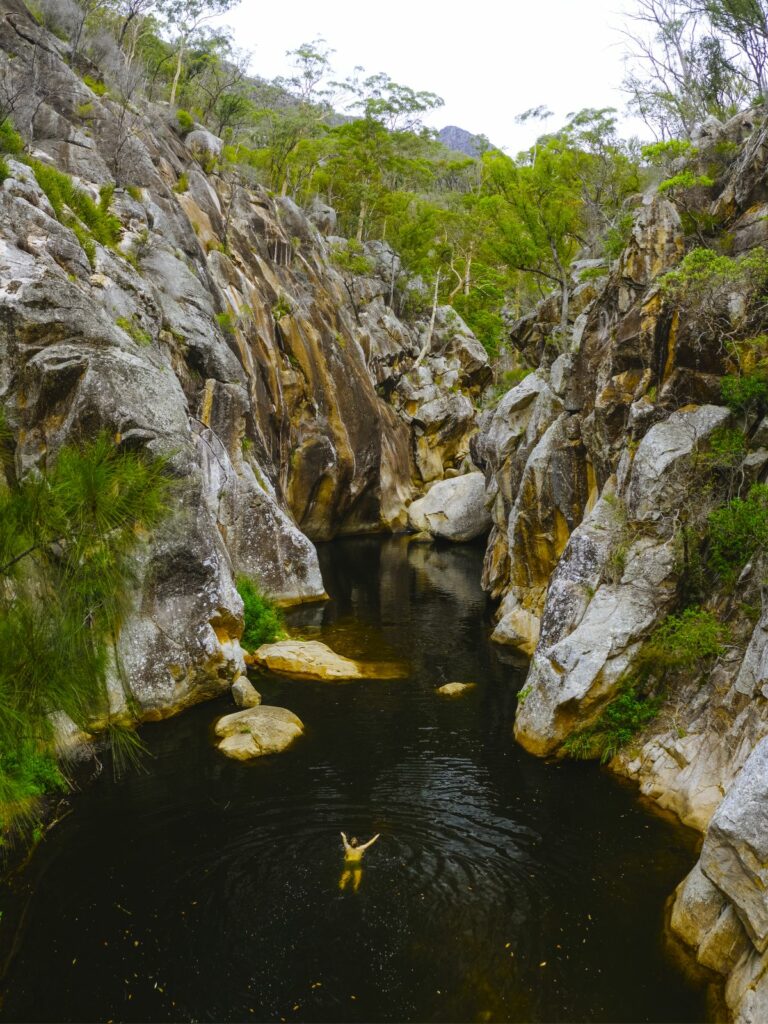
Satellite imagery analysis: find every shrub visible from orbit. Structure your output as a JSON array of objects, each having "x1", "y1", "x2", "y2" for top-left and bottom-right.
[
  {"x1": 0, "y1": 119, "x2": 24, "y2": 155},
  {"x1": 701, "y1": 425, "x2": 747, "y2": 470},
  {"x1": 0, "y1": 432, "x2": 170, "y2": 825},
  {"x1": 562, "y1": 684, "x2": 662, "y2": 763},
  {"x1": 0, "y1": 157, "x2": 9, "y2": 184},
  {"x1": 721, "y1": 373, "x2": 768, "y2": 414},
  {"x1": 236, "y1": 578, "x2": 284, "y2": 650},
  {"x1": 116, "y1": 316, "x2": 152, "y2": 346},
  {"x1": 708, "y1": 484, "x2": 768, "y2": 580},
  {"x1": 176, "y1": 109, "x2": 194, "y2": 135},
  {"x1": 173, "y1": 172, "x2": 189, "y2": 194},
  {"x1": 641, "y1": 607, "x2": 727, "y2": 670},
  {"x1": 28, "y1": 159, "x2": 122, "y2": 248},
  {"x1": 82, "y1": 74, "x2": 107, "y2": 97},
  {"x1": 215, "y1": 310, "x2": 236, "y2": 336}
]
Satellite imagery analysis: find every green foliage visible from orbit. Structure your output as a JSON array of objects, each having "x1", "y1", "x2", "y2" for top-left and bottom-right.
[
  {"x1": 27, "y1": 159, "x2": 122, "y2": 253},
  {"x1": 173, "y1": 172, "x2": 189, "y2": 194},
  {"x1": 501, "y1": 368, "x2": 533, "y2": 388},
  {"x1": 661, "y1": 246, "x2": 768, "y2": 299},
  {"x1": 236, "y1": 578, "x2": 285, "y2": 650},
  {"x1": 0, "y1": 158, "x2": 9, "y2": 185},
  {"x1": 0, "y1": 119, "x2": 24, "y2": 156},
  {"x1": 721, "y1": 373, "x2": 768, "y2": 413},
  {"x1": 82, "y1": 75, "x2": 107, "y2": 97},
  {"x1": 126, "y1": 185, "x2": 143, "y2": 202},
  {"x1": 176, "y1": 108, "x2": 195, "y2": 135},
  {"x1": 115, "y1": 316, "x2": 152, "y2": 346},
  {"x1": 641, "y1": 608, "x2": 727, "y2": 670},
  {"x1": 603, "y1": 212, "x2": 635, "y2": 259},
  {"x1": 641, "y1": 139, "x2": 698, "y2": 165},
  {"x1": 215, "y1": 310, "x2": 236, "y2": 336},
  {"x1": 330, "y1": 239, "x2": 374, "y2": 277},
  {"x1": 271, "y1": 295, "x2": 293, "y2": 321},
  {"x1": 562, "y1": 683, "x2": 662, "y2": 763},
  {"x1": 0, "y1": 745, "x2": 68, "y2": 810},
  {"x1": 708, "y1": 484, "x2": 768, "y2": 580},
  {"x1": 658, "y1": 170, "x2": 715, "y2": 193},
  {"x1": 0, "y1": 432, "x2": 170, "y2": 823},
  {"x1": 702, "y1": 425, "x2": 747, "y2": 469}
]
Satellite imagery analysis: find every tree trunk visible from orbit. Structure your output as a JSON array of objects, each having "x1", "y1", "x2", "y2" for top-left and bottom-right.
[
  {"x1": 412, "y1": 270, "x2": 441, "y2": 371},
  {"x1": 356, "y1": 201, "x2": 367, "y2": 243},
  {"x1": 169, "y1": 39, "x2": 186, "y2": 107}
]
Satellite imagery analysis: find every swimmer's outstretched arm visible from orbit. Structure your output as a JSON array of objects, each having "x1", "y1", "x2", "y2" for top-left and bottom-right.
[
  {"x1": 340, "y1": 831, "x2": 351, "y2": 852},
  {"x1": 359, "y1": 833, "x2": 381, "y2": 851}
]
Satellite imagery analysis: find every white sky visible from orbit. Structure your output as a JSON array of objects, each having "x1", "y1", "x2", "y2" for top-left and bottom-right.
[{"x1": 216, "y1": 0, "x2": 647, "y2": 154}]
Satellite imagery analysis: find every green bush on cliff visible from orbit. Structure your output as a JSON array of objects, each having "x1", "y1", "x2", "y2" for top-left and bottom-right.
[
  {"x1": 0, "y1": 119, "x2": 24, "y2": 156},
  {"x1": 236, "y1": 578, "x2": 284, "y2": 650},
  {"x1": 640, "y1": 607, "x2": 727, "y2": 670},
  {"x1": 721, "y1": 373, "x2": 768, "y2": 415},
  {"x1": 25, "y1": 159, "x2": 122, "y2": 268},
  {"x1": 562, "y1": 684, "x2": 663, "y2": 763},
  {"x1": 708, "y1": 484, "x2": 768, "y2": 580},
  {"x1": 0, "y1": 429, "x2": 170, "y2": 823}
]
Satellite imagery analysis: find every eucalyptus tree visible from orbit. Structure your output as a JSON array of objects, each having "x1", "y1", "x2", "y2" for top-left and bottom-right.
[{"x1": 158, "y1": 0, "x2": 238, "y2": 105}]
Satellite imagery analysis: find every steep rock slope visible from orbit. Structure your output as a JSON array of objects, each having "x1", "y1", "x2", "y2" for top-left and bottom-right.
[
  {"x1": 0, "y1": 0, "x2": 489, "y2": 720},
  {"x1": 476, "y1": 111, "x2": 768, "y2": 1020}
]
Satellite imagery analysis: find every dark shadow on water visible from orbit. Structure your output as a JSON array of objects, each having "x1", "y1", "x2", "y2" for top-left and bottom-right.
[{"x1": 0, "y1": 537, "x2": 707, "y2": 1023}]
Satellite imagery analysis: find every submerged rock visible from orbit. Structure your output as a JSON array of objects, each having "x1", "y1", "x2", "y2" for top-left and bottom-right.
[
  {"x1": 251, "y1": 640, "x2": 405, "y2": 681},
  {"x1": 407, "y1": 472, "x2": 491, "y2": 542},
  {"x1": 436, "y1": 682, "x2": 476, "y2": 697},
  {"x1": 231, "y1": 678, "x2": 261, "y2": 708},
  {"x1": 215, "y1": 706, "x2": 303, "y2": 760}
]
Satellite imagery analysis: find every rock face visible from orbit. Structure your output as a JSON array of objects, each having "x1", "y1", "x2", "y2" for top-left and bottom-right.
[
  {"x1": 251, "y1": 640, "x2": 405, "y2": 681},
  {"x1": 231, "y1": 678, "x2": 262, "y2": 708},
  {"x1": 215, "y1": 705, "x2": 304, "y2": 760},
  {"x1": 0, "y1": 1, "x2": 488, "y2": 721},
  {"x1": 407, "y1": 472, "x2": 491, "y2": 541},
  {"x1": 474, "y1": 109, "x2": 768, "y2": 1019}
]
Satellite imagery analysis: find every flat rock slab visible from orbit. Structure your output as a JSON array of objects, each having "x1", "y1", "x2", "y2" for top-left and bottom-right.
[
  {"x1": 251, "y1": 639, "x2": 405, "y2": 681},
  {"x1": 436, "y1": 682, "x2": 476, "y2": 697},
  {"x1": 215, "y1": 706, "x2": 304, "y2": 760}
]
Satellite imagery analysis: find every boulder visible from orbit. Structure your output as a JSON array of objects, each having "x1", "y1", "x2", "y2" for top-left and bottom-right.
[
  {"x1": 231, "y1": 677, "x2": 261, "y2": 708},
  {"x1": 407, "y1": 473, "x2": 491, "y2": 542},
  {"x1": 215, "y1": 705, "x2": 303, "y2": 760},
  {"x1": 251, "y1": 639, "x2": 405, "y2": 681},
  {"x1": 701, "y1": 737, "x2": 768, "y2": 952},
  {"x1": 185, "y1": 129, "x2": 223, "y2": 160},
  {"x1": 307, "y1": 197, "x2": 337, "y2": 235},
  {"x1": 436, "y1": 682, "x2": 476, "y2": 697}
]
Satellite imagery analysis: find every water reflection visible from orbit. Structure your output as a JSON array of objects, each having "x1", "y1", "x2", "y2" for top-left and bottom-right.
[{"x1": 0, "y1": 537, "x2": 707, "y2": 1024}]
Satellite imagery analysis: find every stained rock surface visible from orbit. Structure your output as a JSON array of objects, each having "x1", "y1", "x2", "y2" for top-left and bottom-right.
[
  {"x1": 251, "y1": 640, "x2": 406, "y2": 681},
  {"x1": 215, "y1": 706, "x2": 304, "y2": 760}
]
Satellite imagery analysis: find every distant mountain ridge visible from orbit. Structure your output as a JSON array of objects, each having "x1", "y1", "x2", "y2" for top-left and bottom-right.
[{"x1": 438, "y1": 125, "x2": 493, "y2": 157}]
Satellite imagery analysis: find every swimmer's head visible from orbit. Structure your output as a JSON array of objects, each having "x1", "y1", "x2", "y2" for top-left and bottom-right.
[{"x1": 350, "y1": 837, "x2": 359, "y2": 847}]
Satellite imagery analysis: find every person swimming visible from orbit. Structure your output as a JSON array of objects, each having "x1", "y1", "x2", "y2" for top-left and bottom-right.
[
  {"x1": 339, "y1": 832, "x2": 380, "y2": 892},
  {"x1": 341, "y1": 832, "x2": 380, "y2": 862}
]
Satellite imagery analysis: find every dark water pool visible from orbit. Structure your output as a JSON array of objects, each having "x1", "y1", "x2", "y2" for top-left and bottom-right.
[{"x1": 0, "y1": 537, "x2": 707, "y2": 1023}]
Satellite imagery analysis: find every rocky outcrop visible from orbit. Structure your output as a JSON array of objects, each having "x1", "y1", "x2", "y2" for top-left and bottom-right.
[
  {"x1": 476, "y1": 108, "x2": 768, "y2": 1020},
  {"x1": 407, "y1": 472, "x2": 491, "y2": 541},
  {"x1": 250, "y1": 639, "x2": 406, "y2": 681},
  {"x1": 436, "y1": 682, "x2": 476, "y2": 696},
  {"x1": 215, "y1": 705, "x2": 304, "y2": 760},
  {"x1": 0, "y1": 0, "x2": 488, "y2": 722}
]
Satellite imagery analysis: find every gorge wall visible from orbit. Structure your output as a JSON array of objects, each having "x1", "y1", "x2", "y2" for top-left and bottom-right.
[
  {"x1": 0, "y1": 0, "x2": 489, "y2": 721},
  {"x1": 474, "y1": 109, "x2": 768, "y2": 1021}
]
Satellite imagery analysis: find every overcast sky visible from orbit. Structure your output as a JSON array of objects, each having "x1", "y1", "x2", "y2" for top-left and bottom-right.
[{"x1": 217, "y1": 0, "x2": 646, "y2": 153}]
